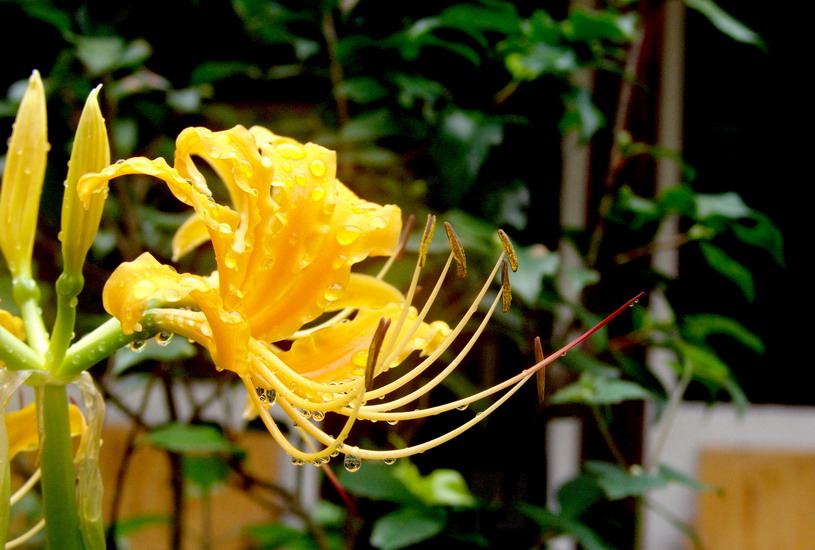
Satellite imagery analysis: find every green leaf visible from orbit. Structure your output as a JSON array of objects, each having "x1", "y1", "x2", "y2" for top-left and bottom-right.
[
  {"x1": 432, "y1": 110, "x2": 504, "y2": 205},
  {"x1": 682, "y1": 314, "x2": 764, "y2": 353},
  {"x1": 677, "y1": 343, "x2": 748, "y2": 411},
  {"x1": 561, "y1": 266, "x2": 600, "y2": 297},
  {"x1": 393, "y1": 462, "x2": 477, "y2": 508},
  {"x1": 337, "y1": 461, "x2": 418, "y2": 504},
  {"x1": 244, "y1": 522, "x2": 308, "y2": 548},
  {"x1": 565, "y1": 9, "x2": 637, "y2": 42},
  {"x1": 657, "y1": 464, "x2": 719, "y2": 493},
  {"x1": 732, "y1": 212, "x2": 785, "y2": 266},
  {"x1": 190, "y1": 61, "x2": 263, "y2": 85},
  {"x1": 370, "y1": 507, "x2": 447, "y2": 550},
  {"x1": 509, "y1": 245, "x2": 559, "y2": 304},
  {"x1": 505, "y1": 43, "x2": 578, "y2": 80},
  {"x1": 519, "y1": 503, "x2": 614, "y2": 550},
  {"x1": 337, "y1": 77, "x2": 389, "y2": 104},
  {"x1": 142, "y1": 423, "x2": 236, "y2": 454},
  {"x1": 75, "y1": 37, "x2": 152, "y2": 76},
  {"x1": 183, "y1": 455, "x2": 230, "y2": 492},
  {"x1": 684, "y1": 0, "x2": 765, "y2": 49},
  {"x1": 551, "y1": 375, "x2": 653, "y2": 406},
  {"x1": 557, "y1": 476, "x2": 605, "y2": 517},
  {"x1": 339, "y1": 109, "x2": 397, "y2": 143},
  {"x1": 113, "y1": 514, "x2": 172, "y2": 538},
  {"x1": 561, "y1": 87, "x2": 605, "y2": 141},
  {"x1": 694, "y1": 192, "x2": 752, "y2": 220},
  {"x1": 698, "y1": 242, "x2": 754, "y2": 301},
  {"x1": 585, "y1": 461, "x2": 667, "y2": 499}
]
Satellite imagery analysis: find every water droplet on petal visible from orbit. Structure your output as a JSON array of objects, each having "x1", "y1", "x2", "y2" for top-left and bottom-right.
[
  {"x1": 309, "y1": 159, "x2": 327, "y2": 177},
  {"x1": 277, "y1": 143, "x2": 307, "y2": 160},
  {"x1": 218, "y1": 222, "x2": 233, "y2": 235},
  {"x1": 351, "y1": 349, "x2": 368, "y2": 367},
  {"x1": 370, "y1": 216, "x2": 388, "y2": 229},
  {"x1": 311, "y1": 187, "x2": 326, "y2": 201},
  {"x1": 210, "y1": 147, "x2": 221, "y2": 159},
  {"x1": 336, "y1": 225, "x2": 362, "y2": 245},
  {"x1": 343, "y1": 454, "x2": 362, "y2": 473},
  {"x1": 133, "y1": 280, "x2": 158, "y2": 300},
  {"x1": 324, "y1": 283, "x2": 344, "y2": 302}
]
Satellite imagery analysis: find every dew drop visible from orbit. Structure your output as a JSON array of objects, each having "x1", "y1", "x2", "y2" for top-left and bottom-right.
[
  {"x1": 281, "y1": 162, "x2": 292, "y2": 172},
  {"x1": 330, "y1": 450, "x2": 340, "y2": 458},
  {"x1": 455, "y1": 403, "x2": 468, "y2": 411},
  {"x1": 383, "y1": 458, "x2": 396, "y2": 465},
  {"x1": 323, "y1": 283, "x2": 344, "y2": 302},
  {"x1": 164, "y1": 289, "x2": 182, "y2": 302},
  {"x1": 331, "y1": 255, "x2": 347, "y2": 269},
  {"x1": 351, "y1": 349, "x2": 368, "y2": 367},
  {"x1": 277, "y1": 143, "x2": 307, "y2": 160},
  {"x1": 312, "y1": 410, "x2": 325, "y2": 421},
  {"x1": 311, "y1": 187, "x2": 326, "y2": 201},
  {"x1": 343, "y1": 454, "x2": 362, "y2": 473},
  {"x1": 309, "y1": 159, "x2": 327, "y2": 177},
  {"x1": 387, "y1": 419, "x2": 398, "y2": 425},
  {"x1": 255, "y1": 387, "x2": 277, "y2": 406},
  {"x1": 132, "y1": 280, "x2": 158, "y2": 300},
  {"x1": 295, "y1": 174, "x2": 306, "y2": 186},
  {"x1": 291, "y1": 457, "x2": 304, "y2": 466},
  {"x1": 209, "y1": 147, "x2": 221, "y2": 159},
  {"x1": 300, "y1": 409, "x2": 312, "y2": 419},
  {"x1": 129, "y1": 340, "x2": 147, "y2": 353},
  {"x1": 336, "y1": 225, "x2": 362, "y2": 245},
  {"x1": 155, "y1": 331, "x2": 174, "y2": 346},
  {"x1": 218, "y1": 222, "x2": 233, "y2": 235},
  {"x1": 370, "y1": 216, "x2": 388, "y2": 229}
]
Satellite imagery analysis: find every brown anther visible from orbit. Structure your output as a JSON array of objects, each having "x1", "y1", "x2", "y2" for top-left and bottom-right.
[
  {"x1": 534, "y1": 337, "x2": 546, "y2": 404},
  {"x1": 498, "y1": 229, "x2": 518, "y2": 272},
  {"x1": 444, "y1": 222, "x2": 466, "y2": 277},
  {"x1": 365, "y1": 318, "x2": 391, "y2": 391},
  {"x1": 500, "y1": 259, "x2": 512, "y2": 313},
  {"x1": 418, "y1": 214, "x2": 436, "y2": 268}
]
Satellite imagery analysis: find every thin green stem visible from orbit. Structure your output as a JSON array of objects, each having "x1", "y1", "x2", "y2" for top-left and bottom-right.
[
  {"x1": 0, "y1": 323, "x2": 42, "y2": 371},
  {"x1": 47, "y1": 273, "x2": 84, "y2": 372},
  {"x1": 58, "y1": 315, "x2": 156, "y2": 378},
  {"x1": 591, "y1": 405, "x2": 629, "y2": 468},
  {"x1": 37, "y1": 383, "x2": 84, "y2": 550},
  {"x1": 646, "y1": 356, "x2": 693, "y2": 471},
  {"x1": 13, "y1": 277, "x2": 49, "y2": 356}
]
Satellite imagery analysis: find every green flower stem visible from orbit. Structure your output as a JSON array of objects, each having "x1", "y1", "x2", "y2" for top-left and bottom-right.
[
  {"x1": 47, "y1": 273, "x2": 84, "y2": 373},
  {"x1": 13, "y1": 276, "x2": 49, "y2": 356},
  {"x1": 58, "y1": 315, "x2": 157, "y2": 378},
  {"x1": 37, "y1": 383, "x2": 84, "y2": 550},
  {"x1": 0, "y1": 323, "x2": 43, "y2": 371}
]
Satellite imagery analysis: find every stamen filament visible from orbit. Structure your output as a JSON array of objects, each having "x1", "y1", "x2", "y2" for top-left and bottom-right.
[
  {"x1": 10, "y1": 468, "x2": 41, "y2": 506},
  {"x1": 5, "y1": 518, "x2": 46, "y2": 549}
]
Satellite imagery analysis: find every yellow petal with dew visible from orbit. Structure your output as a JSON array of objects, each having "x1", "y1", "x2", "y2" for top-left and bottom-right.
[
  {"x1": 60, "y1": 85, "x2": 110, "y2": 276},
  {"x1": 5, "y1": 402, "x2": 86, "y2": 460},
  {"x1": 325, "y1": 273, "x2": 405, "y2": 311},
  {"x1": 103, "y1": 252, "x2": 211, "y2": 333},
  {"x1": 0, "y1": 70, "x2": 48, "y2": 279}
]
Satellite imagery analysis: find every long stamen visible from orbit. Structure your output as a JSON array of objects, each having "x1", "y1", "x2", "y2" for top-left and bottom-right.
[
  {"x1": 5, "y1": 519, "x2": 46, "y2": 549},
  {"x1": 363, "y1": 253, "x2": 504, "y2": 403},
  {"x1": 10, "y1": 468, "x2": 41, "y2": 505}
]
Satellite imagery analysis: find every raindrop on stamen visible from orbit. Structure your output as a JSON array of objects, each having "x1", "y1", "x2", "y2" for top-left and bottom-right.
[
  {"x1": 291, "y1": 457, "x2": 305, "y2": 466},
  {"x1": 343, "y1": 454, "x2": 362, "y2": 473},
  {"x1": 312, "y1": 410, "x2": 325, "y2": 421},
  {"x1": 383, "y1": 458, "x2": 396, "y2": 465}
]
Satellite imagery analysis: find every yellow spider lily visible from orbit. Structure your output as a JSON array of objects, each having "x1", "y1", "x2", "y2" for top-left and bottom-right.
[{"x1": 79, "y1": 125, "x2": 526, "y2": 468}]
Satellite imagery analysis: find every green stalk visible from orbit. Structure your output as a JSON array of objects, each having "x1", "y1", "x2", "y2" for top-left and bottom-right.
[
  {"x1": 13, "y1": 276, "x2": 49, "y2": 356},
  {"x1": 59, "y1": 315, "x2": 156, "y2": 378},
  {"x1": 47, "y1": 273, "x2": 84, "y2": 373},
  {"x1": 37, "y1": 384, "x2": 84, "y2": 550}
]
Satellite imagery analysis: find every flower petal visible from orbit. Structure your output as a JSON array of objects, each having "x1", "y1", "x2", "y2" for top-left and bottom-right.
[
  {"x1": 6, "y1": 402, "x2": 86, "y2": 459},
  {"x1": 278, "y1": 304, "x2": 450, "y2": 383},
  {"x1": 103, "y1": 252, "x2": 211, "y2": 333}
]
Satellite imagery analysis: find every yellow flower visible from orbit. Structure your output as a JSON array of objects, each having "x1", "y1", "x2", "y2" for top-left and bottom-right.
[{"x1": 79, "y1": 125, "x2": 520, "y2": 466}]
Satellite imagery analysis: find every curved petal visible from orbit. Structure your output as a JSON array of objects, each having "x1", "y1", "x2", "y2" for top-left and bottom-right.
[
  {"x1": 277, "y1": 303, "x2": 450, "y2": 384},
  {"x1": 103, "y1": 252, "x2": 212, "y2": 333},
  {"x1": 172, "y1": 213, "x2": 210, "y2": 261}
]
